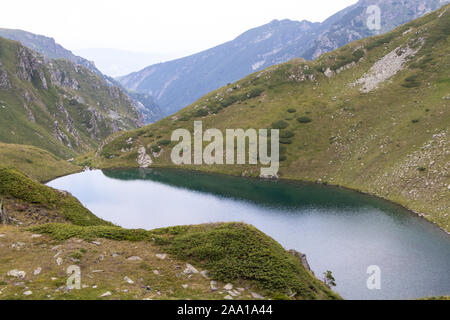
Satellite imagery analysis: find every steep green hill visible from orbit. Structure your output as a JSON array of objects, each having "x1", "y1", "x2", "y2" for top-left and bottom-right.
[
  {"x1": 95, "y1": 5, "x2": 450, "y2": 231},
  {"x1": 0, "y1": 142, "x2": 80, "y2": 182},
  {"x1": 0, "y1": 36, "x2": 142, "y2": 158}
]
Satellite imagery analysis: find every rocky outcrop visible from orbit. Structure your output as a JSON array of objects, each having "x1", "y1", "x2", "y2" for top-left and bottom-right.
[
  {"x1": 352, "y1": 41, "x2": 423, "y2": 92},
  {"x1": 15, "y1": 46, "x2": 48, "y2": 89},
  {"x1": 288, "y1": 249, "x2": 312, "y2": 273},
  {"x1": 48, "y1": 64, "x2": 79, "y2": 90},
  {"x1": 0, "y1": 59, "x2": 11, "y2": 89},
  {"x1": 0, "y1": 198, "x2": 10, "y2": 225},
  {"x1": 137, "y1": 147, "x2": 153, "y2": 168}
]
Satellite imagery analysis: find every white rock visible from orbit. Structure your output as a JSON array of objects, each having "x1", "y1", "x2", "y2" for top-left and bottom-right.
[
  {"x1": 53, "y1": 250, "x2": 63, "y2": 258},
  {"x1": 92, "y1": 241, "x2": 101, "y2": 246},
  {"x1": 7, "y1": 270, "x2": 26, "y2": 278},
  {"x1": 124, "y1": 276, "x2": 134, "y2": 284},
  {"x1": 99, "y1": 291, "x2": 111, "y2": 297},
  {"x1": 224, "y1": 295, "x2": 233, "y2": 300},
  {"x1": 137, "y1": 147, "x2": 153, "y2": 168},
  {"x1": 33, "y1": 267, "x2": 42, "y2": 275},
  {"x1": 210, "y1": 281, "x2": 218, "y2": 291},
  {"x1": 223, "y1": 283, "x2": 233, "y2": 290},
  {"x1": 56, "y1": 257, "x2": 63, "y2": 266},
  {"x1": 23, "y1": 291, "x2": 32, "y2": 296},
  {"x1": 228, "y1": 290, "x2": 238, "y2": 297},
  {"x1": 200, "y1": 270, "x2": 209, "y2": 279},
  {"x1": 127, "y1": 256, "x2": 142, "y2": 261},
  {"x1": 155, "y1": 253, "x2": 167, "y2": 260},
  {"x1": 182, "y1": 284, "x2": 188, "y2": 289},
  {"x1": 183, "y1": 263, "x2": 199, "y2": 274},
  {"x1": 251, "y1": 292, "x2": 265, "y2": 299},
  {"x1": 31, "y1": 234, "x2": 42, "y2": 238},
  {"x1": 153, "y1": 270, "x2": 160, "y2": 275},
  {"x1": 0, "y1": 234, "x2": 5, "y2": 238}
]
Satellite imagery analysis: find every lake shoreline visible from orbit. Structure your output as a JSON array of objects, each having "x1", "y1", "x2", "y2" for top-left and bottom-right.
[{"x1": 62, "y1": 164, "x2": 450, "y2": 236}]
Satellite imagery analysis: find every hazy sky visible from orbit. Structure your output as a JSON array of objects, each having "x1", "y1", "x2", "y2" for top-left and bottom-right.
[{"x1": 2, "y1": 0, "x2": 358, "y2": 58}]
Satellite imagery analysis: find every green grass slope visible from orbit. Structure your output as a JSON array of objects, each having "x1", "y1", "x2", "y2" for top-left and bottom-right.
[
  {"x1": 94, "y1": 5, "x2": 450, "y2": 231},
  {"x1": 0, "y1": 166, "x2": 109, "y2": 226},
  {"x1": 0, "y1": 142, "x2": 80, "y2": 182},
  {"x1": 30, "y1": 222, "x2": 339, "y2": 300},
  {"x1": 0, "y1": 36, "x2": 141, "y2": 159}
]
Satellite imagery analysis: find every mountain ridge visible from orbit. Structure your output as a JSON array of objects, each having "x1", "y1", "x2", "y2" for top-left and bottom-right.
[{"x1": 119, "y1": 0, "x2": 446, "y2": 117}]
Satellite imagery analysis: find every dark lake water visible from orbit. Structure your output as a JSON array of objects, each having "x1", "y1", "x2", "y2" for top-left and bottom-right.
[{"x1": 47, "y1": 168, "x2": 450, "y2": 300}]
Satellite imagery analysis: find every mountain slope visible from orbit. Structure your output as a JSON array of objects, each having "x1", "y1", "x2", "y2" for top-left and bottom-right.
[
  {"x1": 96, "y1": 5, "x2": 450, "y2": 231},
  {"x1": 0, "y1": 36, "x2": 142, "y2": 158},
  {"x1": 118, "y1": 0, "x2": 446, "y2": 116},
  {"x1": 0, "y1": 28, "x2": 164, "y2": 123}
]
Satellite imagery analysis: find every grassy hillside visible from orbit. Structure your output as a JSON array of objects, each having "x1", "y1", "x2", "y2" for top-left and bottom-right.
[
  {"x1": 0, "y1": 142, "x2": 80, "y2": 182},
  {"x1": 0, "y1": 166, "x2": 338, "y2": 300},
  {"x1": 0, "y1": 36, "x2": 141, "y2": 159},
  {"x1": 94, "y1": 6, "x2": 450, "y2": 231},
  {"x1": 0, "y1": 166, "x2": 109, "y2": 226}
]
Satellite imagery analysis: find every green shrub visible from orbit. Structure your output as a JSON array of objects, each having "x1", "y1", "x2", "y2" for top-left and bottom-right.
[
  {"x1": 280, "y1": 130, "x2": 294, "y2": 139},
  {"x1": 297, "y1": 116, "x2": 312, "y2": 124},
  {"x1": 151, "y1": 145, "x2": 161, "y2": 153},
  {"x1": 193, "y1": 109, "x2": 209, "y2": 117},
  {"x1": 287, "y1": 108, "x2": 297, "y2": 113},
  {"x1": 158, "y1": 139, "x2": 171, "y2": 146},
  {"x1": 271, "y1": 120, "x2": 289, "y2": 129}
]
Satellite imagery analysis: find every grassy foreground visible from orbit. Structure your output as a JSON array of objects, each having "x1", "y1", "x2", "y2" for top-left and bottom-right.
[{"x1": 0, "y1": 166, "x2": 339, "y2": 300}]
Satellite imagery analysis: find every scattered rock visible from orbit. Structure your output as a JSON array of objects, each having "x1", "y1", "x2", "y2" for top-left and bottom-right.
[
  {"x1": 251, "y1": 292, "x2": 265, "y2": 299},
  {"x1": 53, "y1": 250, "x2": 63, "y2": 258},
  {"x1": 23, "y1": 291, "x2": 32, "y2": 296},
  {"x1": 56, "y1": 257, "x2": 63, "y2": 266},
  {"x1": 224, "y1": 295, "x2": 233, "y2": 300},
  {"x1": 153, "y1": 270, "x2": 160, "y2": 275},
  {"x1": 124, "y1": 276, "x2": 134, "y2": 284},
  {"x1": 224, "y1": 283, "x2": 233, "y2": 290},
  {"x1": 33, "y1": 267, "x2": 42, "y2": 276},
  {"x1": 31, "y1": 234, "x2": 42, "y2": 238},
  {"x1": 200, "y1": 270, "x2": 209, "y2": 279},
  {"x1": 127, "y1": 256, "x2": 142, "y2": 261},
  {"x1": 182, "y1": 284, "x2": 188, "y2": 289},
  {"x1": 91, "y1": 241, "x2": 101, "y2": 246},
  {"x1": 7, "y1": 270, "x2": 26, "y2": 278},
  {"x1": 155, "y1": 253, "x2": 167, "y2": 260},
  {"x1": 99, "y1": 291, "x2": 111, "y2": 297},
  {"x1": 183, "y1": 263, "x2": 199, "y2": 275},
  {"x1": 210, "y1": 281, "x2": 218, "y2": 291}
]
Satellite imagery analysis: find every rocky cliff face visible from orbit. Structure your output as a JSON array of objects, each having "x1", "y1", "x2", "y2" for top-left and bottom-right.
[
  {"x1": 119, "y1": 0, "x2": 446, "y2": 117},
  {"x1": 0, "y1": 28, "x2": 163, "y2": 124},
  {"x1": 303, "y1": 0, "x2": 445, "y2": 59},
  {"x1": 0, "y1": 36, "x2": 142, "y2": 158}
]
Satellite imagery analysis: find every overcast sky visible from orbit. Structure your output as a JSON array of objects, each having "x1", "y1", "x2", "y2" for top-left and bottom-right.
[{"x1": 2, "y1": 0, "x2": 358, "y2": 58}]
